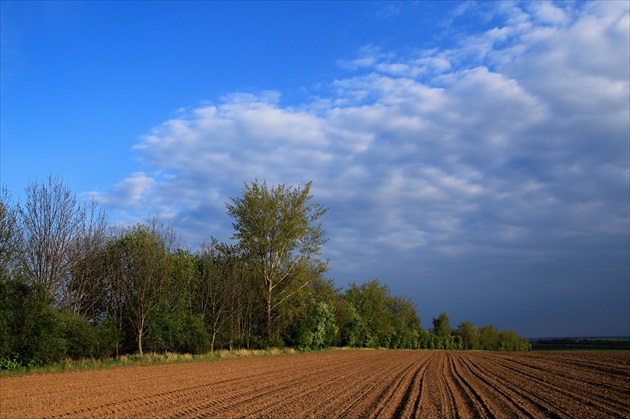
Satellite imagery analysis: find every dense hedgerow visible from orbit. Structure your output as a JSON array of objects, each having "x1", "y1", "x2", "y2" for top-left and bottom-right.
[{"x1": 0, "y1": 178, "x2": 529, "y2": 370}]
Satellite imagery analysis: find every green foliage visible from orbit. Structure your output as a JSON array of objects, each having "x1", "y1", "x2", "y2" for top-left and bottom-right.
[
  {"x1": 0, "y1": 275, "x2": 12, "y2": 358},
  {"x1": 146, "y1": 306, "x2": 210, "y2": 354},
  {"x1": 0, "y1": 275, "x2": 121, "y2": 369},
  {"x1": 341, "y1": 280, "x2": 424, "y2": 349},
  {"x1": 413, "y1": 319, "x2": 528, "y2": 351},
  {"x1": 287, "y1": 300, "x2": 338, "y2": 350},
  {"x1": 456, "y1": 321, "x2": 480, "y2": 350},
  {"x1": 105, "y1": 221, "x2": 176, "y2": 355},
  {"x1": 312, "y1": 301, "x2": 338, "y2": 348},
  {"x1": 226, "y1": 180, "x2": 328, "y2": 341},
  {"x1": 498, "y1": 330, "x2": 531, "y2": 351},
  {"x1": 479, "y1": 325, "x2": 500, "y2": 350},
  {"x1": 452, "y1": 335, "x2": 463, "y2": 350},
  {"x1": 336, "y1": 302, "x2": 365, "y2": 347},
  {"x1": 0, "y1": 277, "x2": 65, "y2": 368},
  {"x1": 0, "y1": 355, "x2": 22, "y2": 370},
  {"x1": 0, "y1": 177, "x2": 533, "y2": 371},
  {"x1": 140, "y1": 248, "x2": 213, "y2": 355},
  {"x1": 343, "y1": 280, "x2": 393, "y2": 348},
  {"x1": 432, "y1": 313, "x2": 452, "y2": 340},
  {"x1": 387, "y1": 295, "x2": 421, "y2": 349},
  {"x1": 59, "y1": 312, "x2": 100, "y2": 360}
]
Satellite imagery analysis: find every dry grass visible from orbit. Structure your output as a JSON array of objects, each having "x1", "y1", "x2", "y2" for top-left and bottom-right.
[{"x1": 1, "y1": 347, "x2": 303, "y2": 377}]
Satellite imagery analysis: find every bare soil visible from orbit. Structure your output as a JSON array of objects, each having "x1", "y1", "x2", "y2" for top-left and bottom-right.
[{"x1": 1, "y1": 350, "x2": 629, "y2": 418}]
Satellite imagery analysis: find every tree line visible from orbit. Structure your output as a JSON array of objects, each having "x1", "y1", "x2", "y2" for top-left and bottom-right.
[{"x1": 0, "y1": 176, "x2": 529, "y2": 369}]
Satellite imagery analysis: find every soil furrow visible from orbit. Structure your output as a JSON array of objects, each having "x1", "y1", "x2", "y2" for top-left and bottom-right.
[
  {"x1": 134, "y1": 352, "x2": 374, "y2": 417},
  {"x1": 376, "y1": 351, "x2": 436, "y2": 418},
  {"x1": 412, "y1": 351, "x2": 451, "y2": 418},
  {"x1": 459, "y1": 352, "x2": 567, "y2": 418},
  {"x1": 2, "y1": 350, "x2": 629, "y2": 418},
  {"x1": 494, "y1": 352, "x2": 630, "y2": 397},
  {"x1": 481, "y1": 353, "x2": 630, "y2": 416},
  {"x1": 366, "y1": 352, "x2": 429, "y2": 418},
  {"x1": 318, "y1": 352, "x2": 416, "y2": 417},
  {"x1": 445, "y1": 352, "x2": 496, "y2": 418}
]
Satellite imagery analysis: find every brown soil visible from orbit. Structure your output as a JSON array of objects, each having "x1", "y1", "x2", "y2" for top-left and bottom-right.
[{"x1": 1, "y1": 350, "x2": 629, "y2": 418}]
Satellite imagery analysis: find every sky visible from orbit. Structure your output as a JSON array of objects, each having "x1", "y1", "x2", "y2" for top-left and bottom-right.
[{"x1": 1, "y1": 1, "x2": 628, "y2": 338}]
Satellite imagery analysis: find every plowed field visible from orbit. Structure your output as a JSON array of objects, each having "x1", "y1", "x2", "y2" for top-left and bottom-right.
[{"x1": 1, "y1": 350, "x2": 629, "y2": 418}]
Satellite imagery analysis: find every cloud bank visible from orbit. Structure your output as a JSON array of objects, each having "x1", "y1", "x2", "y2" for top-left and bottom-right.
[{"x1": 94, "y1": 2, "x2": 629, "y2": 336}]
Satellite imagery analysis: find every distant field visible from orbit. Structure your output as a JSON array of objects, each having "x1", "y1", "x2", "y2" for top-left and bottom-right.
[
  {"x1": 530, "y1": 337, "x2": 630, "y2": 351},
  {"x1": 2, "y1": 350, "x2": 629, "y2": 418}
]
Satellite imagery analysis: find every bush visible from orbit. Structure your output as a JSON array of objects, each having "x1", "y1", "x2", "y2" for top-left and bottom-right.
[
  {"x1": 0, "y1": 278, "x2": 66, "y2": 367},
  {"x1": 60, "y1": 312, "x2": 100, "y2": 360},
  {"x1": 284, "y1": 301, "x2": 338, "y2": 350},
  {"x1": 0, "y1": 355, "x2": 22, "y2": 370},
  {"x1": 146, "y1": 304, "x2": 210, "y2": 354}
]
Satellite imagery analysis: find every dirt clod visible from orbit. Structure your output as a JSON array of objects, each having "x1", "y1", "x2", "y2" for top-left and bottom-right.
[{"x1": 1, "y1": 350, "x2": 628, "y2": 418}]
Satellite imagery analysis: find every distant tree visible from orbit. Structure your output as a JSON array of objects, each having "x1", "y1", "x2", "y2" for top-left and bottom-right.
[
  {"x1": 311, "y1": 301, "x2": 338, "y2": 349},
  {"x1": 224, "y1": 251, "x2": 259, "y2": 350},
  {"x1": 343, "y1": 280, "x2": 395, "y2": 347},
  {"x1": 196, "y1": 239, "x2": 243, "y2": 352},
  {"x1": 285, "y1": 299, "x2": 338, "y2": 350},
  {"x1": 0, "y1": 276, "x2": 68, "y2": 367},
  {"x1": 432, "y1": 312, "x2": 452, "y2": 341},
  {"x1": 387, "y1": 295, "x2": 421, "y2": 349},
  {"x1": 336, "y1": 301, "x2": 364, "y2": 347},
  {"x1": 226, "y1": 180, "x2": 328, "y2": 341},
  {"x1": 145, "y1": 248, "x2": 210, "y2": 354},
  {"x1": 97, "y1": 231, "x2": 128, "y2": 357},
  {"x1": 14, "y1": 176, "x2": 88, "y2": 303},
  {"x1": 0, "y1": 187, "x2": 19, "y2": 276},
  {"x1": 479, "y1": 325, "x2": 500, "y2": 350},
  {"x1": 1, "y1": 175, "x2": 536, "y2": 367},
  {"x1": 417, "y1": 329, "x2": 431, "y2": 349},
  {"x1": 66, "y1": 199, "x2": 109, "y2": 317},
  {"x1": 105, "y1": 219, "x2": 178, "y2": 355},
  {"x1": 498, "y1": 330, "x2": 531, "y2": 351},
  {"x1": 456, "y1": 321, "x2": 480, "y2": 350}
]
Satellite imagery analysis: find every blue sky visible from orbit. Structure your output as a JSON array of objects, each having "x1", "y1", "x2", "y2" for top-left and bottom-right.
[{"x1": 2, "y1": 1, "x2": 628, "y2": 338}]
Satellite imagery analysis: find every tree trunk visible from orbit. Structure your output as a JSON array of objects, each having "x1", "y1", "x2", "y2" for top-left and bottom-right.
[
  {"x1": 138, "y1": 324, "x2": 144, "y2": 356},
  {"x1": 266, "y1": 283, "x2": 273, "y2": 342}
]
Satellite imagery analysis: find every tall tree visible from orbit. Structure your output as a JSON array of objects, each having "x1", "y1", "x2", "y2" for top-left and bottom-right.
[
  {"x1": 387, "y1": 295, "x2": 421, "y2": 349},
  {"x1": 498, "y1": 330, "x2": 530, "y2": 351},
  {"x1": 15, "y1": 176, "x2": 86, "y2": 302},
  {"x1": 343, "y1": 280, "x2": 394, "y2": 347},
  {"x1": 66, "y1": 199, "x2": 109, "y2": 317},
  {"x1": 456, "y1": 320, "x2": 479, "y2": 350},
  {"x1": 97, "y1": 229, "x2": 128, "y2": 358},
  {"x1": 432, "y1": 312, "x2": 452, "y2": 341},
  {"x1": 0, "y1": 187, "x2": 19, "y2": 276},
  {"x1": 479, "y1": 325, "x2": 500, "y2": 350},
  {"x1": 143, "y1": 248, "x2": 206, "y2": 354},
  {"x1": 105, "y1": 219, "x2": 178, "y2": 355},
  {"x1": 196, "y1": 239, "x2": 239, "y2": 352},
  {"x1": 226, "y1": 180, "x2": 328, "y2": 341}
]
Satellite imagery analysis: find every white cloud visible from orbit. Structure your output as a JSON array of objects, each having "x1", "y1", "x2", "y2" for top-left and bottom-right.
[
  {"x1": 95, "y1": 2, "x2": 628, "y2": 310},
  {"x1": 91, "y1": 172, "x2": 155, "y2": 208},
  {"x1": 528, "y1": 2, "x2": 570, "y2": 26}
]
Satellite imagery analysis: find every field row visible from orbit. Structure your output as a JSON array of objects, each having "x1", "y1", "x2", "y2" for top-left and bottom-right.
[{"x1": 1, "y1": 350, "x2": 629, "y2": 418}]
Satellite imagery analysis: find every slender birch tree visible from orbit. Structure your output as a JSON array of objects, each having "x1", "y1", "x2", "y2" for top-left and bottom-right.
[{"x1": 226, "y1": 180, "x2": 328, "y2": 341}]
